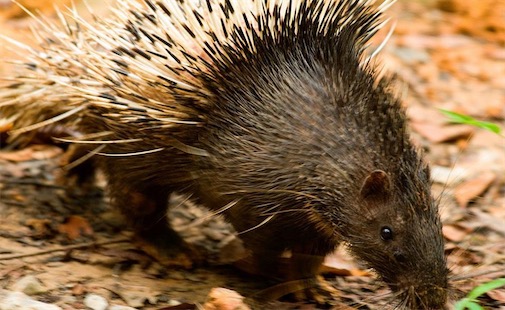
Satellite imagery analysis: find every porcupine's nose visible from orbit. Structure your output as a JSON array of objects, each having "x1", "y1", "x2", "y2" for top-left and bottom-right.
[{"x1": 415, "y1": 284, "x2": 448, "y2": 309}]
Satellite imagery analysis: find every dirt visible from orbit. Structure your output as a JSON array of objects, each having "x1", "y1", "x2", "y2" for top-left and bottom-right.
[{"x1": 0, "y1": 0, "x2": 504, "y2": 309}]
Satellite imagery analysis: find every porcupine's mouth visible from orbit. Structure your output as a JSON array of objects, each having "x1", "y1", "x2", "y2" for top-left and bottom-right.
[{"x1": 396, "y1": 285, "x2": 448, "y2": 309}]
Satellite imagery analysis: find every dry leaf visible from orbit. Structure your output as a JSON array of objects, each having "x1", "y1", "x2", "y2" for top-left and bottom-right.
[
  {"x1": 113, "y1": 285, "x2": 160, "y2": 308},
  {"x1": 454, "y1": 171, "x2": 496, "y2": 207},
  {"x1": 57, "y1": 215, "x2": 94, "y2": 240},
  {"x1": 0, "y1": 120, "x2": 13, "y2": 133},
  {"x1": 322, "y1": 249, "x2": 369, "y2": 277},
  {"x1": 71, "y1": 283, "x2": 86, "y2": 296},
  {"x1": 411, "y1": 123, "x2": 474, "y2": 143},
  {"x1": 487, "y1": 288, "x2": 505, "y2": 303},
  {"x1": 442, "y1": 224, "x2": 469, "y2": 242},
  {"x1": 0, "y1": 145, "x2": 63, "y2": 162},
  {"x1": 472, "y1": 209, "x2": 505, "y2": 236},
  {"x1": 203, "y1": 288, "x2": 250, "y2": 310},
  {"x1": 25, "y1": 219, "x2": 53, "y2": 239}
]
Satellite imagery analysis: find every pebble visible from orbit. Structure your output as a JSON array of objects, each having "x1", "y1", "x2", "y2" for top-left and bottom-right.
[
  {"x1": 83, "y1": 294, "x2": 108, "y2": 310},
  {"x1": 0, "y1": 289, "x2": 61, "y2": 310},
  {"x1": 11, "y1": 275, "x2": 47, "y2": 295}
]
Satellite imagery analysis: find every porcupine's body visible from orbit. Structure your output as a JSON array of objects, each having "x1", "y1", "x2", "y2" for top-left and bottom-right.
[{"x1": 0, "y1": 0, "x2": 449, "y2": 308}]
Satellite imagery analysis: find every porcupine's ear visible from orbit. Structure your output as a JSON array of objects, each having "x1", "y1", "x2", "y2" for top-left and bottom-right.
[{"x1": 360, "y1": 170, "x2": 391, "y2": 201}]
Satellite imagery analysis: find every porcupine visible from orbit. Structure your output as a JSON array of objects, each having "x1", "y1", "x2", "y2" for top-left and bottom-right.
[{"x1": 0, "y1": 0, "x2": 449, "y2": 308}]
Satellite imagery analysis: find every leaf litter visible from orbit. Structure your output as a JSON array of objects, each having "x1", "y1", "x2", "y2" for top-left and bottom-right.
[{"x1": 0, "y1": 0, "x2": 504, "y2": 309}]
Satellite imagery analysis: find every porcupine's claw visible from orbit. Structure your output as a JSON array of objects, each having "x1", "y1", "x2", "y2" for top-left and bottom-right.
[{"x1": 292, "y1": 275, "x2": 341, "y2": 306}]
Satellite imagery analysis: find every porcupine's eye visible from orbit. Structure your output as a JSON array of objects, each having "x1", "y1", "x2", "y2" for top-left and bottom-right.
[{"x1": 380, "y1": 226, "x2": 393, "y2": 241}]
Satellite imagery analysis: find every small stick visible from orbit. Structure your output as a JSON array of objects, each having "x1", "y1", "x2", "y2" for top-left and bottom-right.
[{"x1": 0, "y1": 237, "x2": 131, "y2": 261}]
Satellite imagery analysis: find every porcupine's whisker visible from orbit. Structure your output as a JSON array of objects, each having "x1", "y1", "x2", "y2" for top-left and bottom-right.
[
  {"x1": 53, "y1": 138, "x2": 141, "y2": 144},
  {"x1": 261, "y1": 208, "x2": 312, "y2": 216},
  {"x1": 222, "y1": 188, "x2": 320, "y2": 200},
  {"x1": 237, "y1": 215, "x2": 276, "y2": 235},
  {"x1": 96, "y1": 148, "x2": 165, "y2": 157},
  {"x1": 63, "y1": 144, "x2": 106, "y2": 171}
]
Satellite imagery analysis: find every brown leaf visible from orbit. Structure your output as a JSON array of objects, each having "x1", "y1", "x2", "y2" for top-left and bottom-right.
[
  {"x1": 71, "y1": 283, "x2": 87, "y2": 296},
  {"x1": 442, "y1": 224, "x2": 470, "y2": 242},
  {"x1": 25, "y1": 218, "x2": 53, "y2": 239},
  {"x1": 411, "y1": 123, "x2": 474, "y2": 143},
  {"x1": 0, "y1": 120, "x2": 13, "y2": 133},
  {"x1": 472, "y1": 209, "x2": 505, "y2": 236},
  {"x1": 203, "y1": 288, "x2": 250, "y2": 310},
  {"x1": 322, "y1": 248, "x2": 369, "y2": 277},
  {"x1": 487, "y1": 289, "x2": 505, "y2": 303},
  {"x1": 57, "y1": 215, "x2": 94, "y2": 240},
  {"x1": 454, "y1": 172, "x2": 496, "y2": 207},
  {"x1": 0, "y1": 145, "x2": 63, "y2": 162}
]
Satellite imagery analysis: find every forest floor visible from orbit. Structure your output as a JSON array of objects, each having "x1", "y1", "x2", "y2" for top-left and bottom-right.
[{"x1": 0, "y1": 0, "x2": 504, "y2": 309}]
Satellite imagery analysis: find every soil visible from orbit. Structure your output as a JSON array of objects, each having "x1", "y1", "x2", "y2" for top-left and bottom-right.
[{"x1": 0, "y1": 0, "x2": 504, "y2": 309}]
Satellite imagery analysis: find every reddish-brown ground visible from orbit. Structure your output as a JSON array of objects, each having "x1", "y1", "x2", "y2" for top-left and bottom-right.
[{"x1": 0, "y1": 0, "x2": 504, "y2": 309}]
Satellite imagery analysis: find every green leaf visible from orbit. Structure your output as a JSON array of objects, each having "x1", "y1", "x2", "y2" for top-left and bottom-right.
[
  {"x1": 455, "y1": 298, "x2": 484, "y2": 310},
  {"x1": 475, "y1": 121, "x2": 502, "y2": 134},
  {"x1": 466, "y1": 278, "x2": 505, "y2": 300},
  {"x1": 455, "y1": 278, "x2": 505, "y2": 309},
  {"x1": 440, "y1": 109, "x2": 474, "y2": 123},
  {"x1": 439, "y1": 109, "x2": 502, "y2": 134}
]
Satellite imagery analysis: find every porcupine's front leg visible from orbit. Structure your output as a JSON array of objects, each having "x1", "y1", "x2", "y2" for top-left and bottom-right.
[
  {"x1": 289, "y1": 245, "x2": 341, "y2": 306},
  {"x1": 105, "y1": 178, "x2": 200, "y2": 268},
  {"x1": 238, "y1": 229, "x2": 340, "y2": 305},
  {"x1": 57, "y1": 144, "x2": 97, "y2": 190}
]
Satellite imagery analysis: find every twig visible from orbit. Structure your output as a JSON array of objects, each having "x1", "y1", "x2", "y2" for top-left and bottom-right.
[
  {"x1": 0, "y1": 178, "x2": 65, "y2": 189},
  {"x1": 0, "y1": 237, "x2": 131, "y2": 261}
]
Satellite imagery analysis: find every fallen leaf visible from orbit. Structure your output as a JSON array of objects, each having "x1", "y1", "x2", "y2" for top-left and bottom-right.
[
  {"x1": 113, "y1": 285, "x2": 160, "y2": 308},
  {"x1": 25, "y1": 219, "x2": 53, "y2": 239},
  {"x1": 57, "y1": 215, "x2": 94, "y2": 240},
  {"x1": 0, "y1": 120, "x2": 13, "y2": 133},
  {"x1": 322, "y1": 250, "x2": 369, "y2": 277},
  {"x1": 442, "y1": 224, "x2": 470, "y2": 242},
  {"x1": 487, "y1": 288, "x2": 505, "y2": 303},
  {"x1": 203, "y1": 288, "x2": 250, "y2": 310},
  {"x1": 454, "y1": 172, "x2": 496, "y2": 207},
  {"x1": 411, "y1": 123, "x2": 474, "y2": 143},
  {"x1": 71, "y1": 283, "x2": 86, "y2": 296},
  {"x1": 0, "y1": 145, "x2": 63, "y2": 162},
  {"x1": 472, "y1": 209, "x2": 505, "y2": 236}
]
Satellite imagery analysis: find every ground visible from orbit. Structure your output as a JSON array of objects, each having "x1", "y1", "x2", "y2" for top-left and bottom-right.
[{"x1": 0, "y1": 0, "x2": 504, "y2": 309}]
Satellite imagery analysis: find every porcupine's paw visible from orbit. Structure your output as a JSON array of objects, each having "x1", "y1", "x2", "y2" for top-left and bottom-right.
[
  {"x1": 135, "y1": 225, "x2": 203, "y2": 269},
  {"x1": 253, "y1": 275, "x2": 342, "y2": 307},
  {"x1": 290, "y1": 275, "x2": 341, "y2": 307}
]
